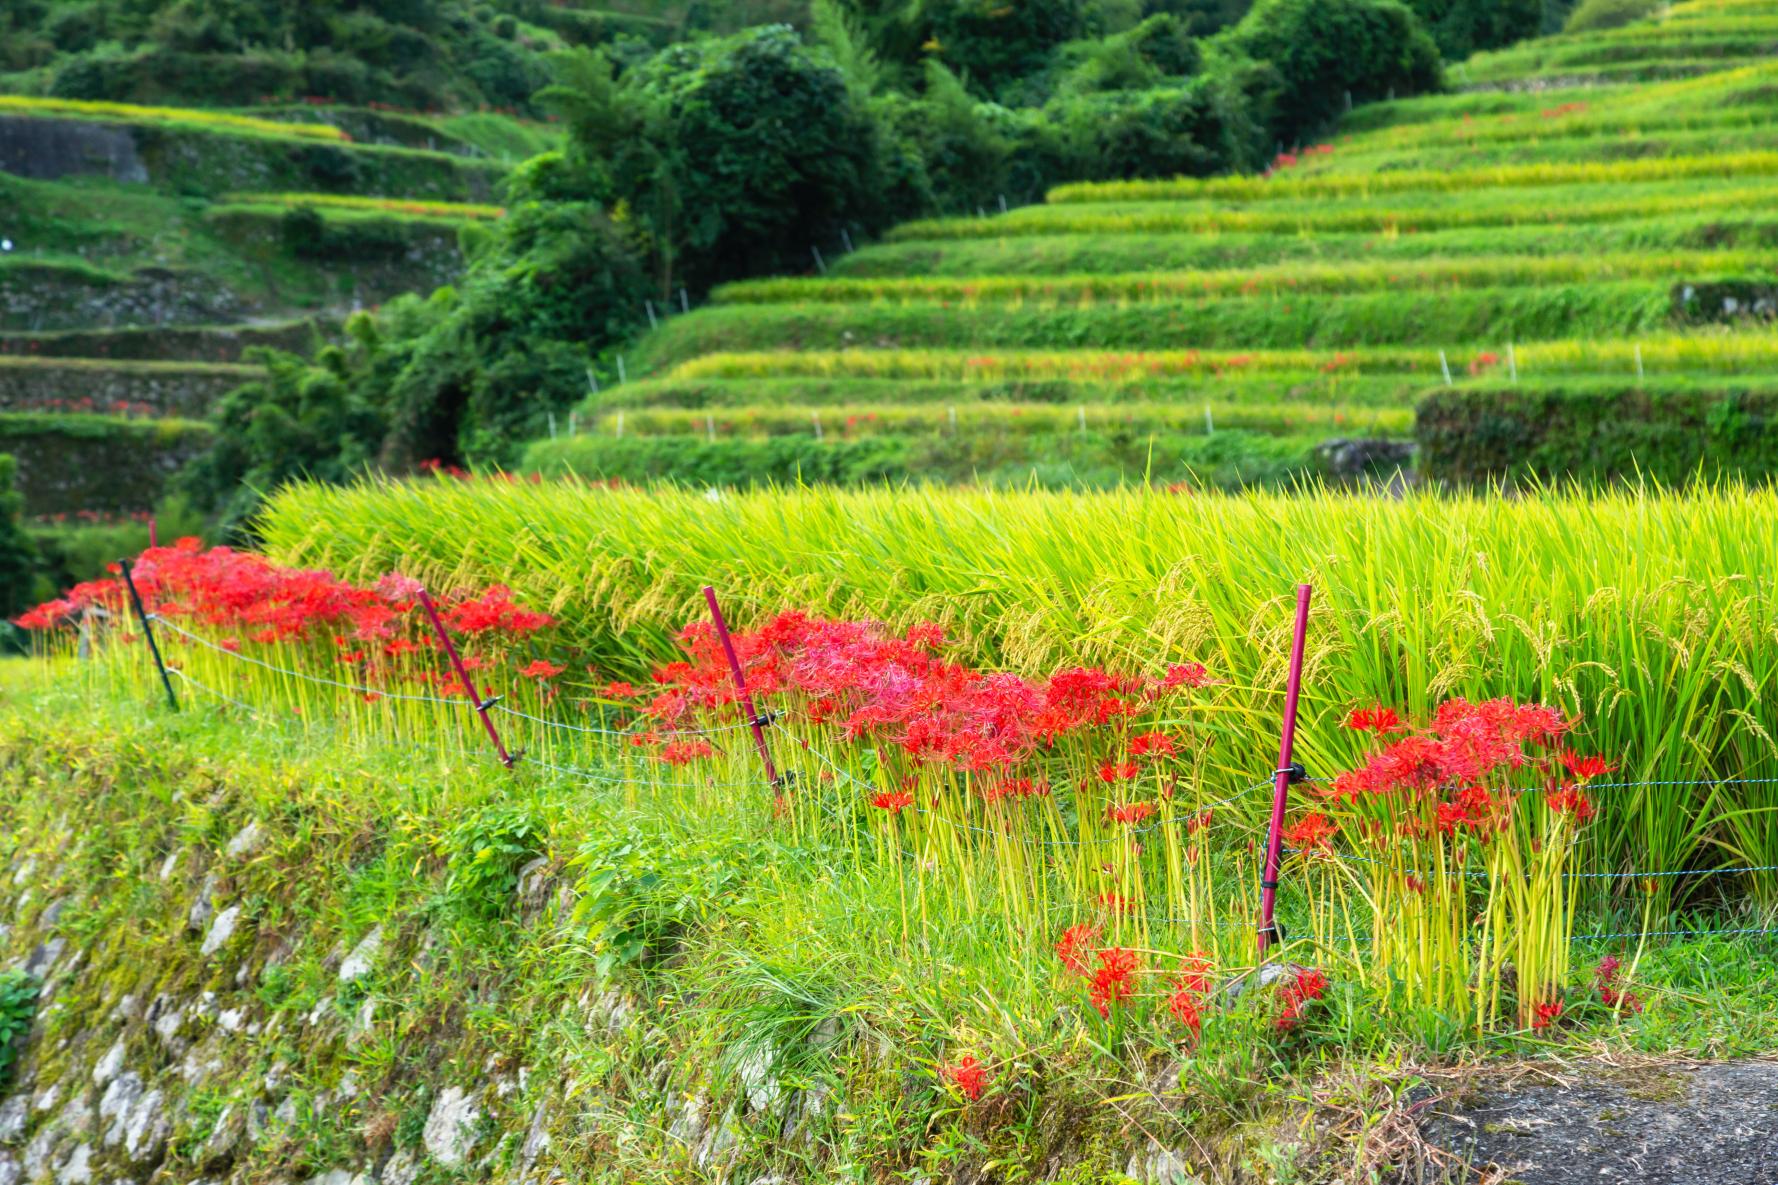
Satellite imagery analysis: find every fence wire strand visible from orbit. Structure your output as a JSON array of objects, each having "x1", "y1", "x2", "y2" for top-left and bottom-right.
[{"x1": 105, "y1": 620, "x2": 1778, "y2": 950}]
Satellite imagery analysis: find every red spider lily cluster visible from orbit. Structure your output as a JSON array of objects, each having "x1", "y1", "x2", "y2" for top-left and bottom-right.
[
  {"x1": 1276, "y1": 967, "x2": 1329, "y2": 1032},
  {"x1": 943, "y1": 1055, "x2": 988, "y2": 1102},
  {"x1": 1593, "y1": 956, "x2": 1643, "y2": 1014},
  {"x1": 1167, "y1": 953, "x2": 1214, "y2": 1039},
  {"x1": 1313, "y1": 697, "x2": 1614, "y2": 845},
  {"x1": 633, "y1": 610, "x2": 1212, "y2": 785},
  {"x1": 15, "y1": 541, "x2": 558, "y2": 700}
]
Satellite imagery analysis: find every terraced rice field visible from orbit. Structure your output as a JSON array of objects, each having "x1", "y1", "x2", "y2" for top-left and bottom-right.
[{"x1": 541, "y1": 0, "x2": 1778, "y2": 491}]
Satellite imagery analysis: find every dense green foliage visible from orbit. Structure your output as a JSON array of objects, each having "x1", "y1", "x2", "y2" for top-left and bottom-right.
[
  {"x1": 0, "y1": 969, "x2": 35, "y2": 1091},
  {"x1": 1565, "y1": 0, "x2": 1663, "y2": 33},
  {"x1": 1418, "y1": 381, "x2": 1778, "y2": 486},
  {"x1": 1405, "y1": 0, "x2": 1544, "y2": 59},
  {"x1": 0, "y1": 457, "x2": 41, "y2": 620},
  {"x1": 1, "y1": 0, "x2": 557, "y2": 113},
  {"x1": 521, "y1": 427, "x2": 1330, "y2": 489},
  {"x1": 1222, "y1": 0, "x2": 1442, "y2": 142},
  {"x1": 544, "y1": 28, "x2": 886, "y2": 293}
]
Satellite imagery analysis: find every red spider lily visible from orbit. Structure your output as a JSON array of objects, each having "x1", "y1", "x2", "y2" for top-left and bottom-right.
[
  {"x1": 17, "y1": 542, "x2": 552, "y2": 651},
  {"x1": 1283, "y1": 813, "x2": 1337, "y2": 852},
  {"x1": 981, "y1": 777, "x2": 1049, "y2": 802},
  {"x1": 1531, "y1": 999, "x2": 1565, "y2": 1030},
  {"x1": 1168, "y1": 987, "x2": 1202, "y2": 1037},
  {"x1": 1168, "y1": 951, "x2": 1214, "y2": 1039},
  {"x1": 521, "y1": 660, "x2": 566, "y2": 680},
  {"x1": 1096, "y1": 891, "x2": 1134, "y2": 914},
  {"x1": 637, "y1": 609, "x2": 1212, "y2": 779},
  {"x1": 1161, "y1": 663, "x2": 1210, "y2": 689},
  {"x1": 444, "y1": 586, "x2": 552, "y2": 635},
  {"x1": 1594, "y1": 956, "x2": 1643, "y2": 1013},
  {"x1": 1098, "y1": 760, "x2": 1140, "y2": 783},
  {"x1": 1129, "y1": 732, "x2": 1177, "y2": 759},
  {"x1": 1108, "y1": 801, "x2": 1156, "y2": 825},
  {"x1": 1056, "y1": 923, "x2": 1101, "y2": 977},
  {"x1": 1560, "y1": 750, "x2": 1616, "y2": 781},
  {"x1": 871, "y1": 791, "x2": 915, "y2": 813},
  {"x1": 1344, "y1": 705, "x2": 1403, "y2": 734},
  {"x1": 943, "y1": 1055, "x2": 987, "y2": 1101},
  {"x1": 1089, "y1": 947, "x2": 1140, "y2": 1019},
  {"x1": 1276, "y1": 967, "x2": 1329, "y2": 1031},
  {"x1": 1323, "y1": 697, "x2": 1572, "y2": 805},
  {"x1": 602, "y1": 681, "x2": 638, "y2": 698},
  {"x1": 660, "y1": 740, "x2": 714, "y2": 765},
  {"x1": 1544, "y1": 786, "x2": 1596, "y2": 823}
]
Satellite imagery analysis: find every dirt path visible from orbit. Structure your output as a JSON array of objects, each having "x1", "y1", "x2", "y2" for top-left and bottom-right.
[{"x1": 1418, "y1": 1059, "x2": 1778, "y2": 1184}]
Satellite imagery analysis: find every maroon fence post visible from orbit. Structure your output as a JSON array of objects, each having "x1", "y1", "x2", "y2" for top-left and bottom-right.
[
  {"x1": 416, "y1": 586, "x2": 515, "y2": 769},
  {"x1": 1258, "y1": 583, "x2": 1313, "y2": 955},
  {"x1": 703, "y1": 585, "x2": 780, "y2": 788}
]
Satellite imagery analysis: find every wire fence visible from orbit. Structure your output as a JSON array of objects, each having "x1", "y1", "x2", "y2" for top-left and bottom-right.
[{"x1": 114, "y1": 611, "x2": 1778, "y2": 953}]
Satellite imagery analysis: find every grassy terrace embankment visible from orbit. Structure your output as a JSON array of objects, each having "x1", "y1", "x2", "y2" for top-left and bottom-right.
[{"x1": 536, "y1": 0, "x2": 1778, "y2": 490}]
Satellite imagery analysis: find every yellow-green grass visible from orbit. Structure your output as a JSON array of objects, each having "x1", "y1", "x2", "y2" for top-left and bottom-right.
[
  {"x1": 835, "y1": 215, "x2": 1778, "y2": 279},
  {"x1": 0, "y1": 94, "x2": 345, "y2": 141},
  {"x1": 886, "y1": 179, "x2": 1778, "y2": 240},
  {"x1": 1288, "y1": 125, "x2": 1778, "y2": 176},
  {"x1": 634, "y1": 283, "x2": 1672, "y2": 366},
  {"x1": 1046, "y1": 148, "x2": 1778, "y2": 205},
  {"x1": 0, "y1": 355, "x2": 260, "y2": 376},
  {"x1": 715, "y1": 249, "x2": 1774, "y2": 307},
  {"x1": 257, "y1": 477, "x2": 1778, "y2": 895},
  {"x1": 581, "y1": 400, "x2": 1412, "y2": 440},
  {"x1": 1458, "y1": 32, "x2": 1778, "y2": 85},
  {"x1": 660, "y1": 333, "x2": 1778, "y2": 384},
  {"x1": 223, "y1": 192, "x2": 505, "y2": 220},
  {"x1": 592, "y1": 371, "x2": 1444, "y2": 411}
]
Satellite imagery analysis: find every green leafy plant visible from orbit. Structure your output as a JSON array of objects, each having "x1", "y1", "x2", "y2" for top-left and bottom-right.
[
  {"x1": 0, "y1": 970, "x2": 39, "y2": 1089},
  {"x1": 442, "y1": 804, "x2": 549, "y2": 922}
]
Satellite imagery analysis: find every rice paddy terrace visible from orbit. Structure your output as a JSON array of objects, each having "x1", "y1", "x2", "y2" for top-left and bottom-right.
[
  {"x1": 0, "y1": 92, "x2": 556, "y2": 531},
  {"x1": 532, "y1": 0, "x2": 1778, "y2": 491}
]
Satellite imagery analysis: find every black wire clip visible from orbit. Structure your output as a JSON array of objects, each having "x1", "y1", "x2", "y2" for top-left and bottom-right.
[{"x1": 1276, "y1": 762, "x2": 1307, "y2": 784}]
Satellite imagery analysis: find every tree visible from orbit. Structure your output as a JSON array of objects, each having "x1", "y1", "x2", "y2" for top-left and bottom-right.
[
  {"x1": 1404, "y1": 0, "x2": 1542, "y2": 59},
  {"x1": 1222, "y1": 0, "x2": 1442, "y2": 147},
  {"x1": 544, "y1": 28, "x2": 887, "y2": 294},
  {"x1": 0, "y1": 455, "x2": 40, "y2": 618}
]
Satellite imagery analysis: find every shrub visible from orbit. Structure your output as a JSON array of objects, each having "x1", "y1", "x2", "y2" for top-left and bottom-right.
[
  {"x1": 442, "y1": 804, "x2": 549, "y2": 922},
  {"x1": 1221, "y1": 0, "x2": 1443, "y2": 145},
  {"x1": 1404, "y1": 0, "x2": 1542, "y2": 59},
  {"x1": 0, "y1": 455, "x2": 41, "y2": 619},
  {"x1": 1416, "y1": 383, "x2": 1778, "y2": 486},
  {"x1": 0, "y1": 970, "x2": 35, "y2": 1090},
  {"x1": 1564, "y1": 0, "x2": 1661, "y2": 33},
  {"x1": 544, "y1": 27, "x2": 889, "y2": 293}
]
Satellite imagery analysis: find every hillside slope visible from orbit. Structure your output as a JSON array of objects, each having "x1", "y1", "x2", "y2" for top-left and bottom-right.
[{"x1": 533, "y1": 0, "x2": 1778, "y2": 490}]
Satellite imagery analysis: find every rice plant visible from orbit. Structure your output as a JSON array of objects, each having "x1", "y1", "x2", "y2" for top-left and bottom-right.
[{"x1": 0, "y1": 95, "x2": 346, "y2": 141}]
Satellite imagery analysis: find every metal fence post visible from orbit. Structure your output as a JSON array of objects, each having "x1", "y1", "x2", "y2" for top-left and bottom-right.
[
  {"x1": 119, "y1": 557, "x2": 178, "y2": 711},
  {"x1": 1259, "y1": 584, "x2": 1313, "y2": 954},
  {"x1": 416, "y1": 586, "x2": 515, "y2": 768},
  {"x1": 703, "y1": 585, "x2": 779, "y2": 789}
]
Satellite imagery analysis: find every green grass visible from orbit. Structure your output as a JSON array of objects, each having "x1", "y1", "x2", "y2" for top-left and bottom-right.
[
  {"x1": 10, "y1": 665, "x2": 1777, "y2": 1183},
  {"x1": 886, "y1": 179, "x2": 1778, "y2": 241},
  {"x1": 835, "y1": 215, "x2": 1778, "y2": 279},
  {"x1": 521, "y1": 427, "x2": 1335, "y2": 491},
  {"x1": 577, "y1": 400, "x2": 1411, "y2": 439},
  {"x1": 717, "y1": 249, "x2": 1777, "y2": 306},
  {"x1": 632, "y1": 284, "x2": 1675, "y2": 370}
]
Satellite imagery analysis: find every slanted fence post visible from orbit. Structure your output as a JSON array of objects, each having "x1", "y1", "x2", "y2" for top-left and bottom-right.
[
  {"x1": 1258, "y1": 584, "x2": 1313, "y2": 954},
  {"x1": 417, "y1": 586, "x2": 515, "y2": 769},
  {"x1": 703, "y1": 585, "x2": 779, "y2": 790}
]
